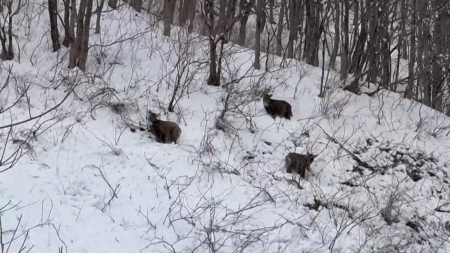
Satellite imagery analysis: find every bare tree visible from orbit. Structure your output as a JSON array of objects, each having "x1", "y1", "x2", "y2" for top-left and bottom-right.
[
  {"x1": 253, "y1": 0, "x2": 263, "y2": 69},
  {"x1": 275, "y1": 0, "x2": 286, "y2": 56},
  {"x1": 163, "y1": 0, "x2": 177, "y2": 36},
  {"x1": 187, "y1": 0, "x2": 197, "y2": 33},
  {"x1": 48, "y1": 0, "x2": 60, "y2": 52},
  {"x1": 286, "y1": 0, "x2": 300, "y2": 59},
  {"x1": 62, "y1": 0, "x2": 73, "y2": 47},
  {"x1": 339, "y1": 0, "x2": 349, "y2": 80},
  {"x1": 329, "y1": 0, "x2": 340, "y2": 70},
  {"x1": 303, "y1": 0, "x2": 324, "y2": 66},
  {"x1": 404, "y1": 0, "x2": 417, "y2": 99},
  {"x1": 95, "y1": 0, "x2": 107, "y2": 34},
  {"x1": 0, "y1": 0, "x2": 26, "y2": 60},
  {"x1": 238, "y1": 0, "x2": 254, "y2": 46},
  {"x1": 68, "y1": 0, "x2": 94, "y2": 71}
]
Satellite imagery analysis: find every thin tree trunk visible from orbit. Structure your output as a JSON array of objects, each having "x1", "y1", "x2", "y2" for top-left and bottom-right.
[
  {"x1": 68, "y1": 0, "x2": 93, "y2": 71},
  {"x1": 179, "y1": 0, "x2": 189, "y2": 26},
  {"x1": 404, "y1": 0, "x2": 416, "y2": 99},
  {"x1": 287, "y1": 0, "x2": 298, "y2": 59},
  {"x1": 254, "y1": 0, "x2": 262, "y2": 69},
  {"x1": 238, "y1": 0, "x2": 254, "y2": 46},
  {"x1": 366, "y1": 1, "x2": 378, "y2": 84},
  {"x1": 163, "y1": 0, "x2": 177, "y2": 36},
  {"x1": 225, "y1": 0, "x2": 237, "y2": 42},
  {"x1": 419, "y1": 0, "x2": 431, "y2": 106},
  {"x1": 275, "y1": 0, "x2": 286, "y2": 56},
  {"x1": 399, "y1": 0, "x2": 408, "y2": 59},
  {"x1": 187, "y1": 0, "x2": 197, "y2": 33},
  {"x1": 380, "y1": 0, "x2": 390, "y2": 90},
  {"x1": 329, "y1": 0, "x2": 339, "y2": 70},
  {"x1": 217, "y1": 0, "x2": 226, "y2": 39},
  {"x1": 205, "y1": 0, "x2": 219, "y2": 86},
  {"x1": 48, "y1": 0, "x2": 60, "y2": 52},
  {"x1": 62, "y1": 0, "x2": 72, "y2": 47},
  {"x1": 340, "y1": 0, "x2": 349, "y2": 80},
  {"x1": 95, "y1": 0, "x2": 106, "y2": 34},
  {"x1": 78, "y1": 0, "x2": 93, "y2": 71},
  {"x1": 431, "y1": 2, "x2": 444, "y2": 111}
]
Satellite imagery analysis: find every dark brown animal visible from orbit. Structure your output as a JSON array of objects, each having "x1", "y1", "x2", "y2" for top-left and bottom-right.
[
  {"x1": 147, "y1": 110, "x2": 181, "y2": 144},
  {"x1": 262, "y1": 90, "x2": 293, "y2": 120},
  {"x1": 285, "y1": 153, "x2": 317, "y2": 178}
]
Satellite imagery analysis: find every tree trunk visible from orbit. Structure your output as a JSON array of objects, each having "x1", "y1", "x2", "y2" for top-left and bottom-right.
[
  {"x1": 366, "y1": 1, "x2": 378, "y2": 84},
  {"x1": 187, "y1": 0, "x2": 197, "y2": 33},
  {"x1": 287, "y1": 0, "x2": 298, "y2": 59},
  {"x1": 70, "y1": 0, "x2": 77, "y2": 43},
  {"x1": 48, "y1": 0, "x2": 60, "y2": 52},
  {"x1": 254, "y1": 0, "x2": 262, "y2": 69},
  {"x1": 163, "y1": 0, "x2": 177, "y2": 36},
  {"x1": 380, "y1": 0, "x2": 390, "y2": 90},
  {"x1": 238, "y1": 0, "x2": 254, "y2": 46},
  {"x1": 78, "y1": 0, "x2": 94, "y2": 71},
  {"x1": 62, "y1": 0, "x2": 72, "y2": 47},
  {"x1": 275, "y1": 0, "x2": 286, "y2": 56},
  {"x1": 431, "y1": 2, "x2": 444, "y2": 111},
  {"x1": 179, "y1": 0, "x2": 190, "y2": 26},
  {"x1": 399, "y1": 0, "x2": 408, "y2": 59},
  {"x1": 225, "y1": 0, "x2": 237, "y2": 42},
  {"x1": 68, "y1": 0, "x2": 93, "y2": 71},
  {"x1": 205, "y1": 0, "x2": 220, "y2": 86},
  {"x1": 329, "y1": 0, "x2": 339, "y2": 70},
  {"x1": 404, "y1": 0, "x2": 416, "y2": 99},
  {"x1": 418, "y1": 0, "x2": 431, "y2": 106},
  {"x1": 95, "y1": 0, "x2": 106, "y2": 34},
  {"x1": 339, "y1": 0, "x2": 349, "y2": 80},
  {"x1": 217, "y1": 0, "x2": 226, "y2": 39}
]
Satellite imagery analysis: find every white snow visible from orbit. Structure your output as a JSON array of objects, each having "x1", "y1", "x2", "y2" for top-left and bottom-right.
[{"x1": 2, "y1": 2, "x2": 450, "y2": 253}]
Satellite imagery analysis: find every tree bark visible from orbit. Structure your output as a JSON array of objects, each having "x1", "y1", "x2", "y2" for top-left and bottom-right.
[
  {"x1": 275, "y1": 0, "x2": 286, "y2": 56},
  {"x1": 287, "y1": 0, "x2": 298, "y2": 59},
  {"x1": 329, "y1": 0, "x2": 339, "y2": 70},
  {"x1": 163, "y1": 0, "x2": 177, "y2": 36},
  {"x1": 187, "y1": 0, "x2": 197, "y2": 33},
  {"x1": 254, "y1": 0, "x2": 262, "y2": 69},
  {"x1": 48, "y1": 0, "x2": 60, "y2": 52},
  {"x1": 68, "y1": 0, "x2": 93, "y2": 71},
  {"x1": 62, "y1": 0, "x2": 73, "y2": 47},
  {"x1": 205, "y1": 0, "x2": 220, "y2": 86},
  {"x1": 95, "y1": 0, "x2": 106, "y2": 34},
  {"x1": 238, "y1": 0, "x2": 254, "y2": 46},
  {"x1": 340, "y1": 0, "x2": 349, "y2": 80},
  {"x1": 404, "y1": 0, "x2": 416, "y2": 99}
]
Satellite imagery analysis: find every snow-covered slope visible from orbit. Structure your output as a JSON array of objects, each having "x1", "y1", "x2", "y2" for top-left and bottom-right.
[{"x1": 2, "y1": 2, "x2": 450, "y2": 253}]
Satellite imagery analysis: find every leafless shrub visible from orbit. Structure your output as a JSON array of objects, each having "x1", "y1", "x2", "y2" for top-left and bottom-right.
[
  {"x1": 315, "y1": 83, "x2": 353, "y2": 119},
  {"x1": 380, "y1": 188, "x2": 403, "y2": 225},
  {"x1": 156, "y1": 28, "x2": 205, "y2": 113},
  {"x1": 0, "y1": 0, "x2": 27, "y2": 61},
  {"x1": 84, "y1": 164, "x2": 122, "y2": 213},
  {"x1": 144, "y1": 175, "x2": 295, "y2": 253},
  {"x1": 82, "y1": 125, "x2": 128, "y2": 157},
  {"x1": 0, "y1": 66, "x2": 77, "y2": 174},
  {"x1": 214, "y1": 65, "x2": 272, "y2": 135},
  {"x1": 0, "y1": 199, "x2": 68, "y2": 253}
]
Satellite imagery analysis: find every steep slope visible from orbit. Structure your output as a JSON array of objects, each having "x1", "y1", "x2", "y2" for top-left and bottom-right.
[{"x1": 1, "y1": 3, "x2": 450, "y2": 253}]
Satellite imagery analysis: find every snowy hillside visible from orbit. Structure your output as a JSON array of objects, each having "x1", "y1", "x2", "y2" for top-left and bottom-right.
[{"x1": 2, "y1": 2, "x2": 450, "y2": 253}]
